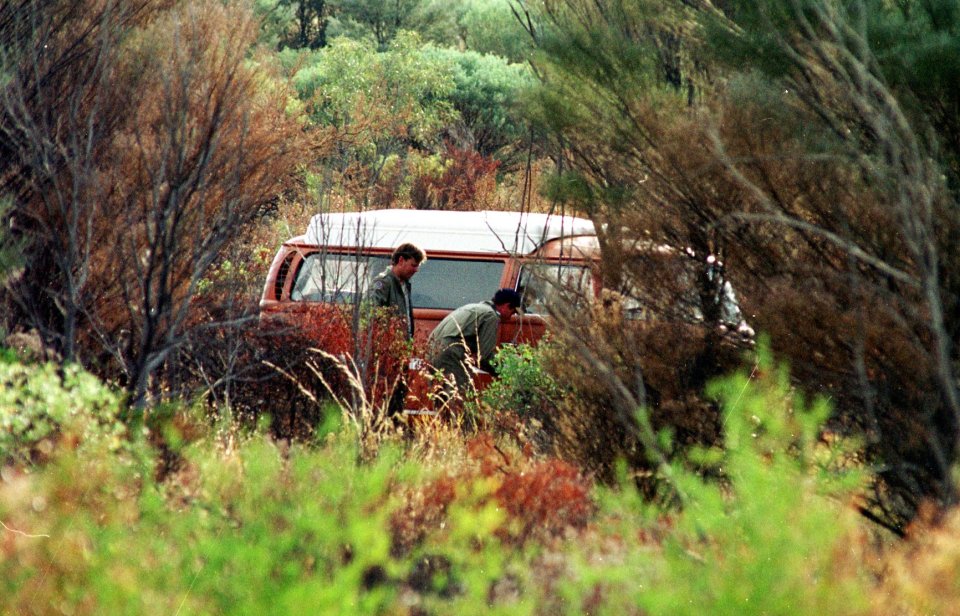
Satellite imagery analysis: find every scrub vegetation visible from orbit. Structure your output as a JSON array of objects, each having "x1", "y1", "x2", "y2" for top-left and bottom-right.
[{"x1": 2, "y1": 0, "x2": 960, "y2": 613}]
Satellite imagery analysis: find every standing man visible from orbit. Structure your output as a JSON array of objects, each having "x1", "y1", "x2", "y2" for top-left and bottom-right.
[
  {"x1": 368, "y1": 242, "x2": 426, "y2": 339},
  {"x1": 427, "y1": 288, "x2": 523, "y2": 403},
  {"x1": 367, "y1": 243, "x2": 426, "y2": 419}
]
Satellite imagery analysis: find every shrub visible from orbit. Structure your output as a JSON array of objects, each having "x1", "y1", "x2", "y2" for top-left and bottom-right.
[
  {"x1": 0, "y1": 359, "x2": 129, "y2": 468},
  {"x1": 388, "y1": 430, "x2": 597, "y2": 567},
  {"x1": 525, "y1": 0, "x2": 960, "y2": 532},
  {"x1": 292, "y1": 33, "x2": 456, "y2": 207},
  {"x1": 484, "y1": 343, "x2": 565, "y2": 418},
  {"x1": 536, "y1": 293, "x2": 749, "y2": 486},
  {"x1": 0, "y1": 429, "x2": 406, "y2": 615},
  {"x1": 480, "y1": 341, "x2": 572, "y2": 457},
  {"x1": 0, "y1": 0, "x2": 309, "y2": 407},
  {"x1": 172, "y1": 302, "x2": 412, "y2": 443},
  {"x1": 410, "y1": 142, "x2": 500, "y2": 210},
  {"x1": 420, "y1": 46, "x2": 536, "y2": 158},
  {"x1": 881, "y1": 505, "x2": 960, "y2": 615},
  {"x1": 0, "y1": 352, "x2": 909, "y2": 615},
  {"x1": 545, "y1": 345, "x2": 875, "y2": 615},
  {"x1": 390, "y1": 472, "x2": 459, "y2": 557},
  {"x1": 493, "y1": 458, "x2": 595, "y2": 546}
]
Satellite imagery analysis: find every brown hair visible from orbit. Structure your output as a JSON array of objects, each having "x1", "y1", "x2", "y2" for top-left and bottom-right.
[{"x1": 392, "y1": 243, "x2": 426, "y2": 265}]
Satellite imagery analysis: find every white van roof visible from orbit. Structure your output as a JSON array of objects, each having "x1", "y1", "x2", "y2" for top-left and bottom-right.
[{"x1": 302, "y1": 209, "x2": 595, "y2": 255}]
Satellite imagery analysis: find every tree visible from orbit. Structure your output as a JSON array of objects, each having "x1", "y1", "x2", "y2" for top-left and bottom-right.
[
  {"x1": 412, "y1": 0, "x2": 535, "y2": 62},
  {"x1": 0, "y1": 0, "x2": 167, "y2": 363},
  {"x1": 524, "y1": 0, "x2": 717, "y2": 275},
  {"x1": 701, "y1": 0, "x2": 960, "y2": 529},
  {"x1": 293, "y1": 31, "x2": 456, "y2": 206},
  {"x1": 256, "y1": 0, "x2": 331, "y2": 49},
  {"x1": 0, "y1": 197, "x2": 23, "y2": 293},
  {"x1": 523, "y1": 0, "x2": 960, "y2": 530},
  {"x1": 0, "y1": 0, "x2": 308, "y2": 409},
  {"x1": 420, "y1": 46, "x2": 535, "y2": 158},
  {"x1": 328, "y1": 0, "x2": 424, "y2": 49},
  {"x1": 460, "y1": 0, "x2": 536, "y2": 61}
]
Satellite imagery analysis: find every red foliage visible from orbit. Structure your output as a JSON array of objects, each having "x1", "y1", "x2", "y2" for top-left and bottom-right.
[
  {"x1": 389, "y1": 474, "x2": 459, "y2": 557},
  {"x1": 387, "y1": 433, "x2": 595, "y2": 554},
  {"x1": 467, "y1": 434, "x2": 594, "y2": 543},
  {"x1": 493, "y1": 459, "x2": 595, "y2": 544},
  {"x1": 466, "y1": 433, "x2": 512, "y2": 477},
  {"x1": 466, "y1": 434, "x2": 595, "y2": 544},
  {"x1": 261, "y1": 304, "x2": 411, "y2": 412},
  {"x1": 410, "y1": 143, "x2": 500, "y2": 211},
  {"x1": 165, "y1": 297, "x2": 413, "y2": 439}
]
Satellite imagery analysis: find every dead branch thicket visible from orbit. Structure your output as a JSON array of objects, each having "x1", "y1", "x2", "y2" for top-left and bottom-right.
[
  {"x1": 700, "y1": 2, "x2": 960, "y2": 533},
  {"x1": 517, "y1": 0, "x2": 761, "y2": 500},
  {"x1": 526, "y1": 0, "x2": 959, "y2": 532},
  {"x1": 0, "y1": 0, "x2": 310, "y2": 408}
]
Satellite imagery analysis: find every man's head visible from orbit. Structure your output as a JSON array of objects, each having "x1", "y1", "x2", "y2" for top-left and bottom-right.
[
  {"x1": 492, "y1": 288, "x2": 523, "y2": 319},
  {"x1": 391, "y1": 243, "x2": 425, "y2": 281}
]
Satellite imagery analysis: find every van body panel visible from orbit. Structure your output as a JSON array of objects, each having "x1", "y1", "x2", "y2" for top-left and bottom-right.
[{"x1": 534, "y1": 235, "x2": 600, "y2": 260}]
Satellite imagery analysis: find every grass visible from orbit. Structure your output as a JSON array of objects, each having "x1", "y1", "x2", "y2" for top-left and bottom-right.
[{"x1": 0, "y1": 347, "x2": 955, "y2": 615}]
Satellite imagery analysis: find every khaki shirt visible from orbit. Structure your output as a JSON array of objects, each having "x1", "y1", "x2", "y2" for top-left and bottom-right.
[
  {"x1": 427, "y1": 301, "x2": 500, "y2": 377},
  {"x1": 367, "y1": 266, "x2": 413, "y2": 339}
]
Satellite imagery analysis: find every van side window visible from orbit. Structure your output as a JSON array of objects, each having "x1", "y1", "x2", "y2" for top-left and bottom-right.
[
  {"x1": 291, "y1": 253, "x2": 390, "y2": 303},
  {"x1": 291, "y1": 253, "x2": 504, "y2": 310},
  {"x1": 518, "y1": 263, "x2": 593, "y2": 315},
  {"x1": 411, "y1": 258, "x2": 504, "y2": 309}
]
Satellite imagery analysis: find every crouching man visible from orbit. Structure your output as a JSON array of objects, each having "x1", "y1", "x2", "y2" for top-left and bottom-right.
[{"x1": 426, "y1": 288, "x2": 522, "y2": 410}]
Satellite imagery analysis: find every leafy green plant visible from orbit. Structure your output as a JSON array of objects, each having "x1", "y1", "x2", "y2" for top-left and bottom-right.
[
  {"x1": 550, "y1": 343, "x2": 874, "y2": 615},
  {"x1": 1, "y1": 427, "x2": 411, "y2": 614},
  {"x1": 0, "y1": 344, "x2": 924, "y2": 615},
  {"x1": 483, "y1": 343, "x2": 564, "y2": 417},
  {"x1": 456, "y1": 0, "x2": 534, "y2": 62},
  {"x1": 420, "y1": 46, "x2": 536, "y2": 157},
  {"x1": 0, "y1": 360, "x2": 129, "y2": 467},
  {"x1": 294, "y1": 32, "x2": 455, "y2": 144}
]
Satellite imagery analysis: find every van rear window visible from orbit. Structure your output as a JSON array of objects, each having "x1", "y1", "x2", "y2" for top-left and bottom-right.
[{"x1": 291, "y1": 253, "x2": 504, "y2": 310}]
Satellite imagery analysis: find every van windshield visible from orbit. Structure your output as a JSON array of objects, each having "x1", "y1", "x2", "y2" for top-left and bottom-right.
[{"x1": 291, "y1": 253, "x2": 504, "y2": 310}]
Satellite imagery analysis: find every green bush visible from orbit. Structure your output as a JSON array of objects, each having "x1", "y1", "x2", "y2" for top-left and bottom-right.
[
  {"x1": 419, "y1": 46, "x2": 535, "y2": 157},
  {"x1": 1, "y1": 428, "x2": 406, "y2": 614},
  {"x1": 0, "y1": 359, "x2": 129, "y2": 467},
  {"x1": 550, "y1": 343, "x2": 874, "y2": 615},
  {"x1": 483, "y1": 343, "x2": 564, "y2": 417},
  {"x1": 293, "y1": 33, "x2": 455, "y2": 144},
  {"x1": 0, "y1": 347, "x2": 903, "y2": 615}
]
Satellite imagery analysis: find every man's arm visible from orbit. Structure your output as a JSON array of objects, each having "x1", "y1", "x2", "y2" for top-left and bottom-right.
[
  {"x1": 367, "y1": 274, "x2": 391, "y2": 307},
  {"x1": 476, "y1": 312, "x2": 500, "y2": 374}
]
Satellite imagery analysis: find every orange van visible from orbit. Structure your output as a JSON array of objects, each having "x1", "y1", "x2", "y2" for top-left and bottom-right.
[
  {"x1": 259, "y1": 209, "x2": 753, "y2": 412},
  {"x1": 259, "y1": 209, "x2": 601, "y2": 348}
]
